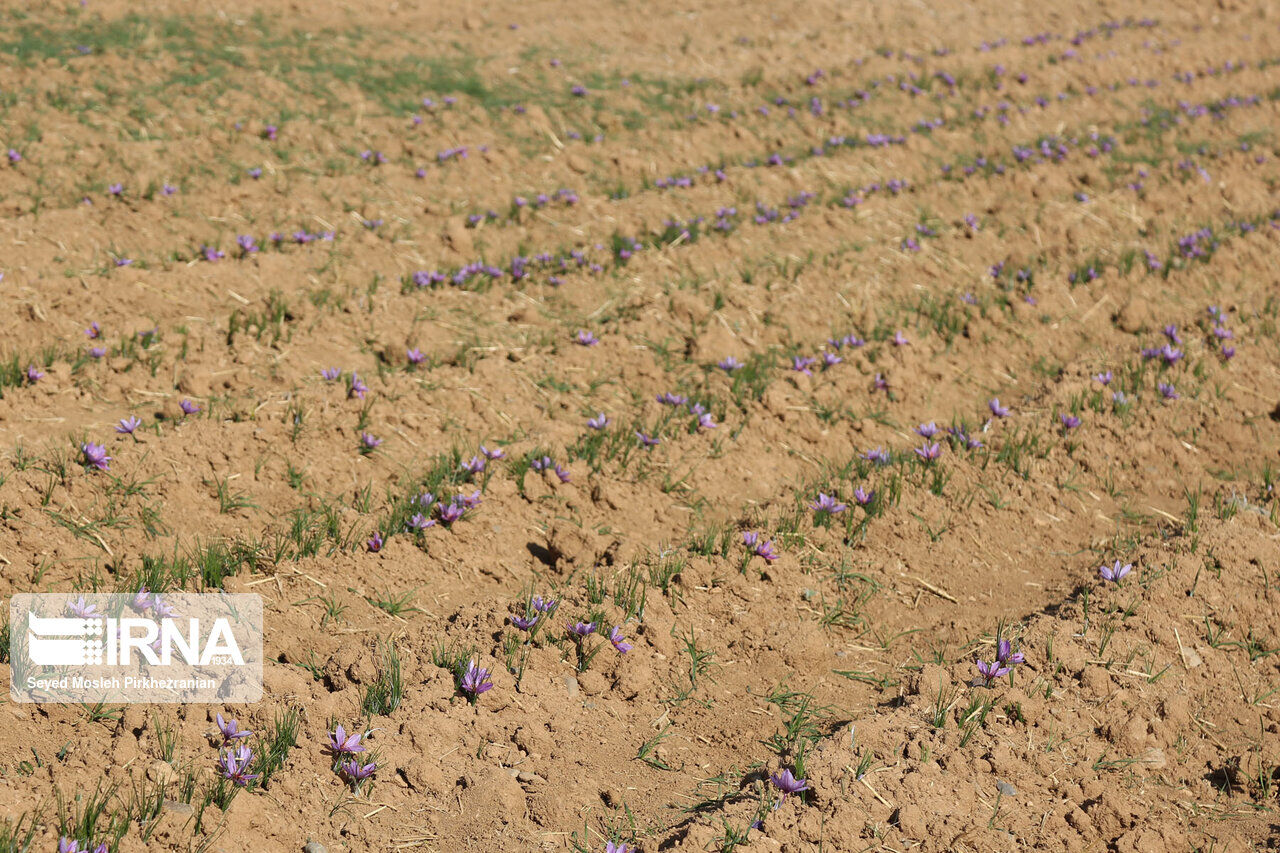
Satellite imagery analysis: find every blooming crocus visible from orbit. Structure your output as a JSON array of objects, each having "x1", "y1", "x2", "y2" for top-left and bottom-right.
[
  {"x1": 790, "y1": 355, "x2": 816, "y2": 376},
  {"x1": 366, "y1": 532, "x2": 383, "y2": 552},
  {"x1": 460, "y1": 659, "x2": 493, "y2": 700},
  {"x1": 1060, "y1": 413, "x2": 1081, "y2": 431},
  {"x1": 587, "y1": 413, "x2": 610, "y2": 430},
  {"x1": 915, "y1": 422, "x2": 939, "y2": 438},
  {"x1": 656, "y1": 392, "x2": 688, "y2": 407},
  {"x1": 480, "y1": 445, "x2": 505, "y2": 461},
  {"x1": 348, "y1": 374, "x2": 368, "y2": 399},
  {"x1": 462, "y1": 456, "x2": 485, "y2": 474},
  {"x1": 407, "y1": 513, "x2": 434, "y2": 532},
  {"x1": 770, "y1": 768, "x2": 810, "y2": 802},
  {"x1": 24, "y1": 364, "x2": 43, "y2": 384},
  {"x1": 914, "y1": 442, "x2": 941, "y2": 462},
  {"x1": 1221, "y1": 345, "x2": 1236, "y2": 360},
  {"x1": 1158, "y1": 382, "x2": 1178, "y2": 400},
  {"x1": 995, "y1": 639, "x2": 1024, "y2": 666},
  {"x1": 81, "y1": 442, "x2": 111, "y2": 471},
  {"x1": 891, "y1": 330, "x2": 909, "y2": 346},
  {"x1": 217, "y1": 744, "x2": 259, "y2": 786},
  {"x1": 636, "y1": 432, "x2": 659, "y2": 447},
  {"x1": 328, "y1": 724, "x2": 366, "y2": 755},
  {"x1": 553, "y1": 463, "x2": 571, "y2": 483},
  {"x1": 115, "y1": 416, "x2": 142, "y2": 434},
  {"x1": 808, "y1": 493, "x2": 847, "y2": 514},
  {"x1": 605, "y1": 843, "x2": 631, "y2": 853},
  {"x1": 872, "y1": 373, "x2": 889, "y2": 393},
  {"x1": 975, "y1": 659, "x2": 1012, "y2": 686},
  {"x1": 216, "y1": 713, "x2": 251, "y2": 743},
  {"x1": 66, "y1": 596, "x2": 99, "y2": 618},
  {"x1": 85, "y1": 322, "x2": 101, "y2": 339},
  {"x1": 852, "y1": 486, "x2": 874, "y2": 506},
  {"x1": 1099, "y1": 560, "x2": 1131, "y2": 583},
  {"x1": 608, "y1": 627, "x2": 632, "y2": 653},
  {"x1": 321, "y1": 367, "x2": 340, "y2": 381},
  {"x1": 129, "y1": 587, "x2": 151, "y2": 612},
  {"x1": 989, "y1": 398, "x2": 1010, "y2": 418},
  {"x1": 339, "y1": 758, "x2": 376, "y2": 787},
  {"x1": 179, "y1": 399, "x2": 200, "y2": 415},
  {"x1": 359, "y1": 432, "x2": 381, "y2": 452},
  {"x1": 1093, "y1": 371, "x2": 1113, "y2": 385},
  {"x1": 717, "y1": 356, "x2": 743, "y2": 371},
  {"x1": 436, "y1": 502, "x2": 465, "y2": 526},
  {"x1": 696, "y1": 412, "x2": 717, "y2": 430},
  {"x1": 510, "y1": 612, "x2": 538, "y2": 631},
  {"x1": 862, "y1": 447, "x2": 891, "y2": 465},
  {"x1": 406, "y1": 347, "x2": 425, "y2": 365},
  {"x1": 531, "y1": 595, "x2": 558, "y2": 613},
  {"x1": 568, "y1": 621, "x2": 597, "y2": 637},
  {"x1": 574, "y1": 330, "x2": 599, "y2": 346}
]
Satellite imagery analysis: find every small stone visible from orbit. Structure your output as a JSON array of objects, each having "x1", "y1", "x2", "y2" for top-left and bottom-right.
[
  {"x1": 303, "y1": 842, "x2": 327, "y2": 853},
  {"x1": 563, "y1": 675, "x2": 579, "y2": 697},
  {"x1": 996, "y1": 780, "x2": 1018, "y2": 797}
]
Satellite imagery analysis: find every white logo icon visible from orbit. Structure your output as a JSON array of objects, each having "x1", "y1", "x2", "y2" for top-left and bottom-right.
[{"x1": 27, "y1": 613, "x2": 104, "y2": 666}]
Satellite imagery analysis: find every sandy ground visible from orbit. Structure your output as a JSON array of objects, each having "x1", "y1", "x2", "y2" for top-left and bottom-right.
[{"x1": 0, "y1": 0, "x2": 1278, "y2": 850}]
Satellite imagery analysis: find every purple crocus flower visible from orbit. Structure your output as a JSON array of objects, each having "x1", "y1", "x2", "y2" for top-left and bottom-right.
[
  {"x1": 360, "y1": 432, "x2": 381, "y2": 451},
  {"x1": 130, "y1": 587, "x2": 151, "y2": 612},
  {"x1": 553, "y1": 463, "x2": 571, "y2": 483},
  {"x1": 1221, "y1": 345, "x2": 1235, "y2": 360},
  {"x1": 217, "y1": 744, "x2": 259, "y2": 786},
  {"x1": 81, "y1": 442, "x2": 111, "y2": 471},
  {"x1": 66, "y1": 596, "x2": 99, "y2": 619},
  {"x1": 1099, "y1": 560, "x2": 1131, "y2": 583},
  {"x1": 915, "y1": 422, "x2": 939, "y2": 438},
  {"x1": 975, "y1": 658, "x2": 1012, "y2": 686},
  {"x1": 995, "y1": 639, "x2": 1024, "y2": 666},
  {"x1": 348, "y1": 374, "x2": 369, "y2": 399},
  {"x1": 608, "y1": 627, "x2": 632, "y2": 653},
  {"x1": 717, "y1": 356, "x2": 744, "y2": 372},
  {"x1": 587, "y1": 413, "x2": 611, "y2": 430},
  {"x1": 770, "y1": 768, "x2": 810, "y2": 801},
  {"x1": 460, "y1": 659, "x2": 493, "y2": 699},
  {"x1": 862, "y1": 447, "x2": 890, "y2": 465},
  {"x1": 605, "y1": 843, "x2": 631, "y2": 853},
  {"x1": 531, "y1": 595, "x2": 558, "y2": 613},
  {"x1": 179, "y1": 399, "x2": 200, "y2": 416},
  {"x1": 339, "y1": 758, "x2": 376, "y2": 785},
  {"x1": 1059, "y1": 413, "x2": 1081, "y2": 431},
  {"x1": 1093, "y1": 371, "x2": 1113, "y2": 385},
  {"x1": 636, "y1": 432, "x2": 659, "y2": 447},
  {"x1": 328, "y1": 725, "x2": 366, "y2": 755},
  {"x1": 790, "y1": 356, "x2": 816, "y2": 376},
  {"x1": 808, "y1": 493, "x2": 847, "y2": 514},
  {"x1": 321, "y1": 367, "x2": 340, "y2": 381},
  {"x1": 989, "y1": 398, "x2": 1010, "y2": 418},
  {"x1": 1158, "y1": 382, "x2": 1178, "y2": 400},
  {"x1": 116, "y1": 416, "x2": 142, "y2": 434},
  {"x1": 462, "y1": 456, "x2": 485, "y2": 474},
  {"x1": 480, "y1": 445, "x2": 505, "y2": 460},
  {"x1": 914, "y1": 442, "x2": 941, "y2": 462},
  {"x1": 437, "y1": 501, "x2": 465, "y2": 525},
  {"x1": 852, "y1": 486, "x2": 874, "y2": 506},
  {"x1": 510, "y1": 612, "x2": 538, "y2": 631},
  {"x1": 568, "y1": 621, "x2": 597, "y2": 638},
  {"x1": 574, "y1": 330, "x2": 599, "y2": 346},
  {"x1": 406, "y1": 347, "x2": 425, "y2": 365},
  {"x1": 85, "y1": 322, "x2": 101, "y2": 339},
  {"x1": 697, "y1": 412, "x2": 718, "y2": 430},
  {"x1": 216, "y1": 713, "x2": 251, "y2": 743},
  {"x1": 891, "y1": 330, "x2": 910, "y2": 346},
  {"x1": 366, "y1": 532, "x2": 383, "y2": 552},
  {"x1": 25, "y1": 364, "x2": 43, "y2": 384},
  {"x1": 407, "y1": 513, "x2": 434, "y2": 532}
]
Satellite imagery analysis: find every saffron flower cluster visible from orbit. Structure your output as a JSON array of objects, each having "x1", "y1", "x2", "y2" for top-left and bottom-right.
[{"x1": 975, "y1": 637, "x2": 1025, "y2": 686}]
